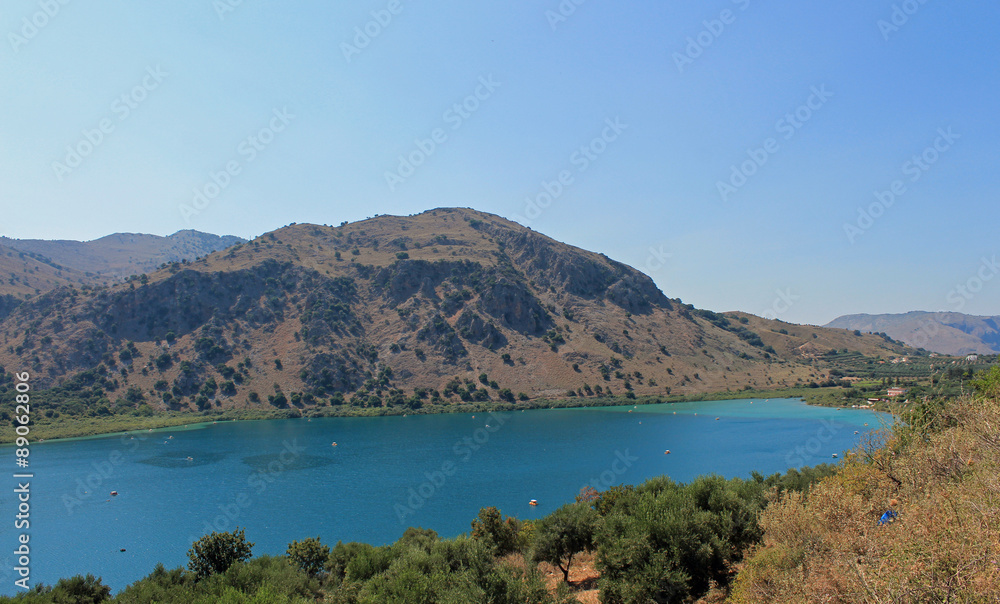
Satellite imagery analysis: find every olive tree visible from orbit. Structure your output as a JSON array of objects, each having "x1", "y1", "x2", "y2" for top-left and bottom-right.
[
  {"x1": 187, "y1": 528, "x2": 254, "y2": 578},
  {"x1": 286, "y1": 536, "x2": 330, "y2": 578},
  {"x1": 531, "y1": 502, "x2": 598, "y2": 583}
]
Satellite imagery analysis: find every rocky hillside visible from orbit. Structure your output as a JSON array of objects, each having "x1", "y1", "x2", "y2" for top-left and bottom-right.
[
  {"x1": 827, "y1": 311, "x2": 1000, "y2": 356},
  {"x1": 0, "y1": 209, "x2": 919, "y2": 413}
]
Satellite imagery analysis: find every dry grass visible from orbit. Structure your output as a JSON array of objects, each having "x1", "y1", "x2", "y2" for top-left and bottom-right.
[
  {"x1": 535, "y1": 550, "x2": 600, "y2": 604},
  {"x1": 730, "y1": 395, "x2": 1000, "y2": 603}
]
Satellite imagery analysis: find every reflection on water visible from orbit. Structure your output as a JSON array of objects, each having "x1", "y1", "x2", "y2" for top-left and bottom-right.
[
  {"x1": 242, "y1": 453, "x2": 335, "y2": 472},
  {"x1": 138, "y1": 451, "x2": 226, "y2": 468}
]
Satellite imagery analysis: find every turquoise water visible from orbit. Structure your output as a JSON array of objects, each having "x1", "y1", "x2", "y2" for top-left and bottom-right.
[{"x1": 1, "y1": 398, "x2": 890, "y2": 593}]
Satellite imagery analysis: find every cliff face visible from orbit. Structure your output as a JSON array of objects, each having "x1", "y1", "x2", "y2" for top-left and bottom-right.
[{"x1": 0, "y1": 208, "x2": 913, "y2": 411}]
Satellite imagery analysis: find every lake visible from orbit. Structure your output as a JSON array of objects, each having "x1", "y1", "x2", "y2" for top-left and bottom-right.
[{"x1": 1, "y1": 397, "x2": 890, "y2": 593}]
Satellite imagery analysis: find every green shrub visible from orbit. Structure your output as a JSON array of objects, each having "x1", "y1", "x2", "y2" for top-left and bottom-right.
[
  {"x1": 187, "y1": 528, "x2": 254, "y2": 579},
  {"x1": 470, "y1": 507, "x2": 521, "y2": 556},
  {"x1": 286, "y1": 537, "x2": 329, "y2": 578}
]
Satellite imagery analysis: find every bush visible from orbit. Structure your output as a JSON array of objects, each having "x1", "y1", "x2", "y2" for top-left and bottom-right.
[
  {"x1": 187, "y1": 528, "x2": 254, "y2": 579},
  {"x1": 286, "y1": 537, "x2": 329, "y2": 578},
  {"x1": 595, "y1": 475, "x2": 768, "y2": 602},
  {"x1": 471, "y1": 507, "x2": 521, "y2": 556},
  {"x1": 49, "y1": 574, "x2": 111, "y2": 603}
]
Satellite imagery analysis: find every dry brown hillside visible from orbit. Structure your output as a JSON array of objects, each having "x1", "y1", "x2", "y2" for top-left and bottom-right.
[
  {"x1": 0, "y1": 243, "x2": 102, "y2": 304},
  {"x1": 0, "y1": 208, "x2": 918, "y2": 413}
]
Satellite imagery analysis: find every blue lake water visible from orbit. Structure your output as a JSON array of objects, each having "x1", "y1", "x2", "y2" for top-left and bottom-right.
[{"x1": 1, "y1": 398, "x2": 891, "y2": 593}]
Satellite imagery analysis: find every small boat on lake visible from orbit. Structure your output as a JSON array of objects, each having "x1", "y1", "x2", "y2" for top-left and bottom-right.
[{"x1": 528, "y1": 499, "x2": 538, "y2": 506}]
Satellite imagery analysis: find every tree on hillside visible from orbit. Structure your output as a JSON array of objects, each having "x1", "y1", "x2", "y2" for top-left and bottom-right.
[
  {"x1": 187, "y1": 528, "x2": 254, "y2": 579},
  {"x1": 46, "y1": 574, "x2": 112, "y2": 603},
  {"x1": 471, "y1": 506, "x2": 521, "y2": 557},
  {"x1": 286, "y1": 536, "x2": 330, "y2": 578},
  {"x1": 531, "y1": 502, "x2": 598, "y2": 582},
  {"x1": 971, "y1": 365, "x2": 1000, "y2": 399}
]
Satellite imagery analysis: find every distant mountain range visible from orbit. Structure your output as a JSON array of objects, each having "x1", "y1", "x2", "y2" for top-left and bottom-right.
[
  {"x1": 0, "y1": 208, "x2": 919, "y2": 412},
  {"x1": 825, "y1": 311, "x2": 1000, "y2": 356},
  {"x1": 0, "y1": 230, "x2": 244, "y2": 302}
]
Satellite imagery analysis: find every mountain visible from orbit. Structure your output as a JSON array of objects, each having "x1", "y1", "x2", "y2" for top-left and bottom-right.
[
  {"x1": 825, "y1": 311, "x2": 1000, "y2": 356},
  {"x1": 0, "y1": 209, "x2": 919, "y2": 411},
  {"x1": 0, "y1": 230, "x2": 245, "y2": 283},
  {"x1": 0, "y1": 243, "x2": 99, "y2": 304}
]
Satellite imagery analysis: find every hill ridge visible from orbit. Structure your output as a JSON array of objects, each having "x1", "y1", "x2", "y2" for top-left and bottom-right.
[{"x1": 0, "y1": 208, "x2": 919, "y2": 413}]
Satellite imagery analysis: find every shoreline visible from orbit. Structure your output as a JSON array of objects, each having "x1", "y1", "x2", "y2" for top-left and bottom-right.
[{"x1": 4, "y1": 386, "x2": 850, "y2": 446}]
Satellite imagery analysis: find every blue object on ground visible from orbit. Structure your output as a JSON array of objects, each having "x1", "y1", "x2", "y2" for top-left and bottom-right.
[{"x1": 878, "y1": 510, "x2": 898, "y2": 525}]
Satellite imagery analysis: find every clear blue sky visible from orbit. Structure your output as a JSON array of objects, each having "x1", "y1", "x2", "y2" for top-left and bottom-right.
[{"x1": 2, "y1": 1, "x2": 998, "y2": 325}]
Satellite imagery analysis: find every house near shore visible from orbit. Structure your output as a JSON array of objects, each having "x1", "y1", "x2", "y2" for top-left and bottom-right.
[{"x1": 887, "y1": 387, "x2": 908, "y2": 397}]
